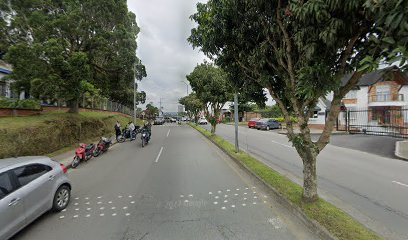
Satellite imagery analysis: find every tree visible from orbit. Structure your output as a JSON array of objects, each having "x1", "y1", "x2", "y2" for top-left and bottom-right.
[
  {"x1": 179, "y1": 93, "x2": 203, "y2": 123},
  {"x1": 186, "y1": 62, "x2": 232, "y2": 133},
  {"x1": 3, "y1": 0, "x2": 146, "y2": 112},
  {"x1": 145, "y1": 102, "x2": 159, "y2": 119},
  {"x1": 189, "y1": 0, "x2": 407, "y2": 202}
]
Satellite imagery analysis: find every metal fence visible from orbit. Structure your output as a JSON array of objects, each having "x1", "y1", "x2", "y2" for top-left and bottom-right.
[
  {"x1": 336, "y1": 107, "x2": 408, "y2": 138},
  {"x1": 43, "y1": 97, "x2": 134, "y2": 116}
]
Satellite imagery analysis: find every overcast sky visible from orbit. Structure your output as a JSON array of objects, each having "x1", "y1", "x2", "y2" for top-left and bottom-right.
[{"x1": 128, "y1": 0, "x2": 273, "y2": 112}]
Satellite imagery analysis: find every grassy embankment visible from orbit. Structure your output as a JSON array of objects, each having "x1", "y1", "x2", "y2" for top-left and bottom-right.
[
  {"x1": 189, "y1": 123, "x2": 382, "y2": 240},
  {"x1": 0, "y1": 111, "x2": 143, "y2": 159}
]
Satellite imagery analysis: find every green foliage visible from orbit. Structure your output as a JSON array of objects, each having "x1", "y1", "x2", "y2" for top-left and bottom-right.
[
  {"x1": 145, "y1": 102, "x2": 159, "y2": 119},
  {"x1": 0, "y1": 97, "x2": 41, "y2": 110},
  {"x1": 189, "y1": 0, "x2": 407, "y2": 201},
  {"x1": 3, "y1": 0, "x2": 146, "y2": 111},
  {"x1": 186, "y1": 62, "x2": 232, "y2": 132},
  {"x1": 179, "y1": 93, "x2": 203, "y2": 122}
]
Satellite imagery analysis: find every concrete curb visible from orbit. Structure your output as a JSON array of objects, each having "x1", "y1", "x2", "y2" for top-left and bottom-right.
[
  {"x1": 395, "y1": 140, "x2": 408, "y2": 160},
  {"x1": 190, "y1": 125, "x2": 337, "y2": 240}
]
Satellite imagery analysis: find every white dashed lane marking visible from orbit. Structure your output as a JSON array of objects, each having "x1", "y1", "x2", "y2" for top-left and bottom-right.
[{"x1": 392, "y1": 180, "x2": 408, "y2": 188}]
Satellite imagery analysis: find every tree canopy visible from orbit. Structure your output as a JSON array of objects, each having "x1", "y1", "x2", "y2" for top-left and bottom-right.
[
  {"x1": 179, "y1": 93, "x2": 203, "y2": 123},
  {"x1": 186, "y1": 62, "x2": 232, "y2": 133},
  {"x1": 2, "y1": 0, "x2": 146, "y2": 112},
  {"x1": 189, "y1": 0, "x2": 407, "y2": 202}
]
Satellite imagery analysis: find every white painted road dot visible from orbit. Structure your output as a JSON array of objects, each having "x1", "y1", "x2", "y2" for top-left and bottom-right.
[
  {"x1": 87, "y1": 208, "x2": 91, "y2": 211},
  {"x1": 215, "y1": 196, "x2": 219, "y2": 199},
  {"x1": 244, "y1": 192, "x2": 247, "y2": 195},
  {"x1": 244, "y1": 198, "x2": 247, "y2": 200},
  {"x1": 227, "y1": 189, "x2": 230, "y2": 192},
  {"x1": 118, "y1": 196, "x2": 123, "y2": 198},
  {"x1": 85, "y1": 197, "x2": 89, "y2": 200},
  {"x1": 242, "y1": 203, "x2": 246, "y2": 206},
  {"x1": 128, "y1": 195, "x2": 133, "y2": 198},
  {"x1": 221, "y1": 207, "x2": 226, "y2": 210},
  {"x1": 100, "y1": 213, "x2": 104, "y2": 216},
  {"x1": 214, "y1": 202, "x2": 218, "y2": 205},
  {"x1": 59, "y1": 216, "x2": 65, "y2": 219},
  {"x1": 254, "y1": 196, "x2": 258, "y2": 199},
  {"x1": 231, "y1": 205, "x2": 235, "y2": 208},
  {"x1": 224, "y1": 195, "x2": 228, "y2": 198},
  {"x1": 184, "y1": 200, "x2": 189, "y2": 203},
  {"x1": 125, "y1": 213, "x2": 130, "y2": 216},
  {"x1": 73, "y1": 215, "x2": 78, "y2": 218},
  {"x1": 253, "y1": 202, "x2": 257, "y2": 205},
  {"x1": 245, "y1": 187, "x2": 249, "y2": 190},
  {"x1": 97, "y1": 196, "x2": 102, "y2": 199},
  {"x1": 264, "y1": 201, "x2": 267, "y2": 203},
  {"x1": 224, "y1": 200, "x2": 228, "y2": 203},
  {"x1": 75, "y1": 197, "x2": 79, "y2": 200},
  {"x1": 86, "y1": 214, "x2": 91, "y2": 217},
  {"x1": 234, "y1": 193, "x2": 238, "y2": 196},
  {"x1": 123, "y1": 206, "x2": 128, "y2": 209},
  {"x1": 218, "y1": 191, "x2": 222, "y2": 193},
  {"x1": 131, "y1": 201, "x2": 135, "y2": 204},
  {"x1": 97, "y1": 202, "x2": 102, "y2": 204},
  {"x1": 253, "y1": 191, "x2": 257, "y2": 194},
  {"x1": 236, "y1": 188, "x2": 240, "y2": 191},
  {"x1": 111, "y1": 207, "x2": 116, "y2": 210},
  {"x1": 108, "y1": 201, "x2": 112, "y2": 204},
  {"x1": 74, "y1": 203, "x2": 78, "y2": 206},
  {"x1": 180, "y1": 195, "x2": 184, "y2": 198},
  {"x1": 62, "y1": 209, "x2": 66, "y2": 212},
  {"x1": 75, "y1": 208, "x2": 79, "y2": 211},
  {"x1": 209, "y1": 192, "x2": 213, "y2": 195},
  {"x1": 188, "y1": 194, "x2": 193, "y2": 198},
  {"x1": 112, "y1": 213, "x2": 117, "y2": 216},
  {"x1": 85, "y1": 202, "x2": 90, "y2": 205},
  {"x1": 100, "y1": 207, "x2": 105, "y2": 210},
  {"x1": 264, "y1": 195, "x2": 267, "y2": 198}
]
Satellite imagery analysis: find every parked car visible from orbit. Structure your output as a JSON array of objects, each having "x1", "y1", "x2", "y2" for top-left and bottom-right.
[
  {"x1": 170, "y1": 117, "x2": 177, "y2": 123},
  {"x1": 0, "y1": 156, "x2": 71, "y2": 240},
  {"x1": 255, "y1": 118, "x2": 280, "y2": 130},
  {"x1": 248, "y1": 118, "x2": 260, "y2": 128},
  {"x1": 198, "y1": 118, "x2": 208, "y2": 125},
  {"x1": 154, "y1": 117, "x2": 165, "y2": 125}
]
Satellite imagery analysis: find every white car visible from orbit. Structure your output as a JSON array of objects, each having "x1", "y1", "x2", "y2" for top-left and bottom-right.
[
  {"x1": 198, "y1": 118, "x2": 208, "y2": 125},
  {"x1": 0, "y1": 156, "x2": 71, "y2": 240}
]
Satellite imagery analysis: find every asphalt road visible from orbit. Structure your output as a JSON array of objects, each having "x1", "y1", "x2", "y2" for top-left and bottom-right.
[
  {"x1": 203, "y1": 124, "x2": 408, "y2": 240},
  {"x1": 12, "y1": 124, "x2": 318, "y2": 240}
]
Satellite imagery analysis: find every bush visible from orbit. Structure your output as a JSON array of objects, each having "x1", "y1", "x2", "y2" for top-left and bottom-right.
[
  {"x1": 272, "y1": 117, "x2": 299, "y2": 123},
  {"x1": 0, "y1": 97, "x2": 41, "y2": 110}
]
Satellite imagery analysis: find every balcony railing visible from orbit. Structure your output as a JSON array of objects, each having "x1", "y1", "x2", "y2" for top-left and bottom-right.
[{"x1": 369, "y1": 94, "x2": 404, "y2": 103}]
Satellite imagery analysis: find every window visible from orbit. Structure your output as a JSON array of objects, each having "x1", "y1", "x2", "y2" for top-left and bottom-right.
[
  {"x1": 0, "y1": 82, "x2": 6, "y2": 97},
  {"x1": 13, "y1": 164, "x2": 52, "y2": 187},
  {"x1": 344, "y1": 90, "x2": 357, "y2": 99},
  {"x1": 0, "y1": 172, "x2": 14, "y2": 200}
]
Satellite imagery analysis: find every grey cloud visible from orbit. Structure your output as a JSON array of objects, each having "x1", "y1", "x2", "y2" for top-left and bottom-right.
[{"x1": 128, "y1": 0, "x2": 207, "y2": 112}]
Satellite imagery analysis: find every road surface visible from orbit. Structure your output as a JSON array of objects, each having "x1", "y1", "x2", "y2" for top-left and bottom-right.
[
  {"x1": 203, "y1": 123, "x2": 408, "y2": 240},
  {"x1": 12, "y1": 124, "x2": 318, "y2": 240}
]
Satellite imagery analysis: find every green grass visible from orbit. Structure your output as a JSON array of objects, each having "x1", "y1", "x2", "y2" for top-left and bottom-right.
[{"x1": 189, "y1": 123, "x2": 382, "y2": 240}]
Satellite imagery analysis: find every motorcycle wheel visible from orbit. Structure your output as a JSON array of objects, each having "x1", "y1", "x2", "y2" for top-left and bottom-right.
[
  {"x1": 117, "y1": 136, "x2": 125, "y2": 143},
  {"x1": 93, "y1": 148, "x2": 101, "y2": 157},
  {"x1": 71, "y1": 157, "x2": 80, "y2": 168},
  {"x1": 142, "y1": 138, "x2": 145, "y2": 148}
]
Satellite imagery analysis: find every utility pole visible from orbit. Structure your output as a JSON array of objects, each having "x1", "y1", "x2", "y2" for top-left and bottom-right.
[
  {"x1": 159, "y1": 98, "x2": 163, "y2": 116},
  {"x1": 234, "y1": 93, "x2": 239, "y2": 153},
  {"x1": 133, "y1": 81, "x2": 136, "y2": 123}
]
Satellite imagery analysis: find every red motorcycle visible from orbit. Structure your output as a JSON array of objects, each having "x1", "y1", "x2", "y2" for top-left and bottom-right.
[
  {"x1": 71, "y1": 143, "x2": 96, "y2": 168},
  {"x1": 93, "y1": 137, "x2": 112, "y2": 157}
]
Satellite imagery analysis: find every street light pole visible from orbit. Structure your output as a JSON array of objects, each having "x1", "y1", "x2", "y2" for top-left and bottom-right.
[
  {"x1": 133, "y1": 81, "x2": 136, "y2": 123},
  {"x1": 181, "y1": 81, "x2": 189, "y2": 95},
  {"x1": 234, "y1": 93, "x2": 239, "y2": 153}
]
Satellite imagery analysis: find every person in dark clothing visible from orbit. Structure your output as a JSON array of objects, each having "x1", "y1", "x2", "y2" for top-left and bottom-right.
[{"x1": 114, "y1": 121, "x2": 121, "y2": 140}]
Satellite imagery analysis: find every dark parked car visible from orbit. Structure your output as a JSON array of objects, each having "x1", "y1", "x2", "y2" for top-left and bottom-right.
[{"x1": 255, "y1": 119, "x2": 280, "y2": 130}]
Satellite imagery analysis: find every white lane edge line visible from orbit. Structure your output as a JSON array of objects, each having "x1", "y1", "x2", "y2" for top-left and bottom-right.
[
  {"x1": 392, "y1": 180, "x2": 408, "y2": 188},
  {"x1": 166, "y1": 129, "x2": 171, "y2": 138},
  {"x1": 155, "y1": 147, "x2": 164, "y2": 163},
  {"x1": 271, "y1": 140, "x2": 292, "y2": 148}
]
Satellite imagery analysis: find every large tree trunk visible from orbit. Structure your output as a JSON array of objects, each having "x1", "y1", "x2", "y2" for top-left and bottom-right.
[
  {"x1": 211, "y1": 123, "x2": 216, "y2": 133},
  {"x1": 68, "y1": 99, "x2": 79, "y2": 113},
  {"x1": 301, "y1": 150, "x2": 318, "y2": 202}
]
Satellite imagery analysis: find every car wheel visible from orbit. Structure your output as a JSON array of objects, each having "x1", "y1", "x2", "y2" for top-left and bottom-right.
[{"x1": 53, "y1": 185, "x2": 71, "y2": 212}]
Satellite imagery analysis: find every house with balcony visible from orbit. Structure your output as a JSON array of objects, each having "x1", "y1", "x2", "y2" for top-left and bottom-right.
[{"x1": 335, "y1": 68, "x2": 408, "y2": 135}]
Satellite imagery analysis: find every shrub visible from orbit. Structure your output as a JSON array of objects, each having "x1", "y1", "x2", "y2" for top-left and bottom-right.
[{"x1": 0, "y1": 97, "x2": 41, "y2": 110}]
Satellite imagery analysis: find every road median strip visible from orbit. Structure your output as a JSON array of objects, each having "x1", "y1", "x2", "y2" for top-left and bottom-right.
[{"x1": 188, "y1": 123, "x2": 382, "y2": 240}]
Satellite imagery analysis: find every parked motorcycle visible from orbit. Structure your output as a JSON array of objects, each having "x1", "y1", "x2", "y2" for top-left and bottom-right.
[
  {"x1": 93, "y1": 137, "x2": 112, "y2": 157},
  {"x1": 141, "y1": 128, "x2": 150, "y2": 147},
  {"x1": 117, "y1": 127, "x2": 138, "y2": 143},
  {"x1": 71, "y1": 143, "x2": 96, "y2": 168}
]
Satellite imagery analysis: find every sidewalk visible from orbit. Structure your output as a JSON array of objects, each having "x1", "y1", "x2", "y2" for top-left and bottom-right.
[{"x1": 277, "y1": 127, "x2": 345, "y2": 135}]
